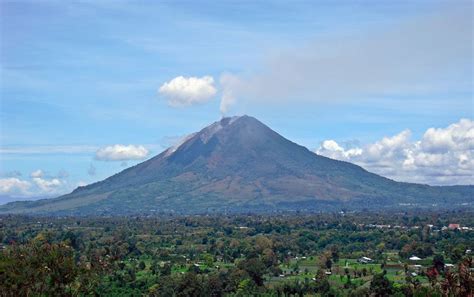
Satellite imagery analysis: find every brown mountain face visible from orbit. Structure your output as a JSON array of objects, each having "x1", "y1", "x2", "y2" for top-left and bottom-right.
[{"x1": 1, "y1": 115, "x2": 472, "y2": 215}]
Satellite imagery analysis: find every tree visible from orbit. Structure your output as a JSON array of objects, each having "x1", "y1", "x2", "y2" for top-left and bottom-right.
[
  {"x1": 315, "y1": 269, "x2": 330, "y2": 294},
  {"x1": 370, "y1": 273, "x2": 393, "y2": 296},
  {"x1": 376, "y1": 242, "x2": 386, "y2": 253},
  {"x1": 261, "y1": 248, "x2": 277, "y2": 268},
  {"x1": 330, "y1": 245, "x2": 340, "y2": 263},
  {"x1": 426, "y1": 266, "x2": 439, "y2": 285},
  {"x1": 432, "y1": 254, "x2": 445, "y2": 273},
  {"x1": 201, "y1": 253, "x2": 214, "y2": 268},
  {"x1": 458, "y1": 257, "x2": 472, "y2": 296},
  {"x1": 325, "y1": 258, "x2": 333, "y2": 271},
  {"x1": 155, "y1": 275, "x2": 177, "y2": 296},
  {"x1": 255, "y1": 236, "x2": 273, "y2": 253},
  {"x1": 450, "y1": 245, "x2": 465, "y2": 263},
  {"x1": 362, "y1": 267, "x2": 368, "y2": 277},
  {"x1": 0, "y1": 240, "x2": 105, "y2": 296},
  {"x1": 236, "y1": 279, "x2": 254, "y2": 296},
  {"x1": 237, "y1": 258, "x2": 266, "y2": 286},
  {"x1": 207, "y1": 272, "x2": 225, "y2": 296},
  {"x1": 160, "y1": 263, "x2": 172, "y2": 276},
  {"x1": 176, "y1": 272, "x2": 206, "y2": 297},
  {"x1": 151, "y1": 261, "x2": 159, "y2": 275}
]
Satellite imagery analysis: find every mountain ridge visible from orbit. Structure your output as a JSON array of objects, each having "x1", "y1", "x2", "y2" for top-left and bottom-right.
[{"x1": 1, "y1": 115, "x2": 472, "y2": 215}]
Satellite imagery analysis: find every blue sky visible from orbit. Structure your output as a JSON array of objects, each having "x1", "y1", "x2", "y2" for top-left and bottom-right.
[{"x1": 0, "y1": 0, "x2": 472, "y2": 202}]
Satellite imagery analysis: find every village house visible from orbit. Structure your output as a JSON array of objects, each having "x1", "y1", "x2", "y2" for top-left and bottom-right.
[
  {"x1": 358, "y1": 257, "x2": 373, "y2": 264},
  {"x1": 448, "y1": 223, "x2": 460, "y2": 230}
]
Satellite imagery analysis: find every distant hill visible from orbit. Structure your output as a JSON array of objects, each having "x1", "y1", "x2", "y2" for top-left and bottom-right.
[{"x1": 1, "y1": 115, "x2": 472, "y2": 215}]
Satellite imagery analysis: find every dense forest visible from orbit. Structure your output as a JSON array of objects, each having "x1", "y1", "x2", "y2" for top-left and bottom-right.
[{"x1": 0, "y1": 211, "x2": 472, "y2": 296}]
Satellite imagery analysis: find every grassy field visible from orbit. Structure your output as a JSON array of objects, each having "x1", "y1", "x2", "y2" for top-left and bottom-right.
[{"x1": 274, "y1": 253, "x2": 430, "y2": 288}]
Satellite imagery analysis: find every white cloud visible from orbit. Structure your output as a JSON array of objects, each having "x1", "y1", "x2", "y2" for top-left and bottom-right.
[
  {"x1": 28, "y1": 170, "x2": 68, "y2": 193},
  {"x1": 159, "y1": 75, "x2": 217, "y2": 107},
  {"x1": 32, "y1": 177, "x2": 63, "y2": 193},
  {"x1": 30, "y1": 169, "x2": 44, "y2": 178},
  {"x1": 0, "y1": 178, "x2": 31, "y2": 195},
  {"x1": 95, "y1": 144, "x2": 149, "y2": 161},
  {"x1": 421, "y1": 119, "x2": 474, "y2": 153},
  {"x1": 364, "y1": 130, "x2": 411, "y2": 163},
  {"x1": 0, "y1": 170, "x2": 73, "y2": 202},
  {"x1": 316, "y1": 119, "x2": 474, "y2": 185},
  {"x1": 319, "y1": 140, "x2": 362, "y2": 160}
]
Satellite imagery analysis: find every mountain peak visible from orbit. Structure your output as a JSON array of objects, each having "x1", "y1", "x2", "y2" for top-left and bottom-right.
[
  {"x1": 165, "y1": 115, "x2": 259, "y2": 157},
  {"x1": 2, "y1": 115, "x2": 472, "y2": 215},
  {"x1": 220, "y1": 115, "x2": 243, "y2": 125},
  {"x1": 199, "y1": 115, "x2": 241, "y2": 141},
  {"x1": 218, "y1": 114, "x2": 260, "y2": 127}
]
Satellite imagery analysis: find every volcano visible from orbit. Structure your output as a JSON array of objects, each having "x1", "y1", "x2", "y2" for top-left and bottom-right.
[{"x1": 1, "y1": 115, "x2": 472, "y2": 215}]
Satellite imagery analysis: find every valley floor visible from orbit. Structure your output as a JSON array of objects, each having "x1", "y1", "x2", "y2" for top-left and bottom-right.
[{"x1": 0, "y1": 211, "x2": 473, "y2": 296}]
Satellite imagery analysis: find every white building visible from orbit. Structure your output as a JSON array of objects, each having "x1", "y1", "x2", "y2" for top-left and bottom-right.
[
  {"x1": 358, "y1": 257, "x2": 373, "y2": 264},
  {"x1": 409, "y1": 256, "x2": 422, "y2": 261}
]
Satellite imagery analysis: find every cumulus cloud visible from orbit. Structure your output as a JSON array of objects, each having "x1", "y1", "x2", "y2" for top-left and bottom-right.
[
  {"x1": 95, "y1": 144, "x2": 149, "y2": 161},
  {"x1": 316, "y1": 119, "x2": 474, "y2": 185},
  {"x1": 421, "y1": 119, "x2": 474, "y2": 153},
  {"x1": 0, "y1": 178, "x2": 31, "y2": 196},
  {"x1": 30, "y1": 169, "x2": 44, "y2": 178},
  {"x1": 159, "y1": 75, "x2": 217, "y2": 107},
  {"x1": 364, "y1": 130, "x2": 412, "y2": 164},
  {"x1": 0, "y1": 177, "x2": 67, "y2": 204},
  {"x1": 218, "y1": 6, "x2": 471, "y2": 113},
  {"x1": 32, "y1": 177, "x2": 63, "y2": 193},
  {"x1": 319, "y1": 140, "x2": 362, "y2": 160},
  {"x1": 0, "y1": 169, "x2": 72, "y2": 203}
]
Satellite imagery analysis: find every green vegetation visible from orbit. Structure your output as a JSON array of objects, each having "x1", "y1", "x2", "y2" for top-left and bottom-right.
[{"x1": 0, "y1": 211, "x2": 472, "y2": 296}]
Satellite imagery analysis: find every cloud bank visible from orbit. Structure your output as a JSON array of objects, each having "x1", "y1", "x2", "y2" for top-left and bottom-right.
[
  {"x1": 0, "y1": 169, "x2": 69, "y2": 200},
  {"x1": 159, "y1": 75, "x2": 217, "y2": 107},
  {"x1": 316, "y1": 119, "x2": 474, "y2": 185},
  {"x1": 32, "y1": 177, "x2": 63, "y2": 193},
  {"x1": 95, "y1": 144, "x2": 149, "y2": 161},
  {"x1": 0, "y1": 178, "x2": 31, "y2": 196}
]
